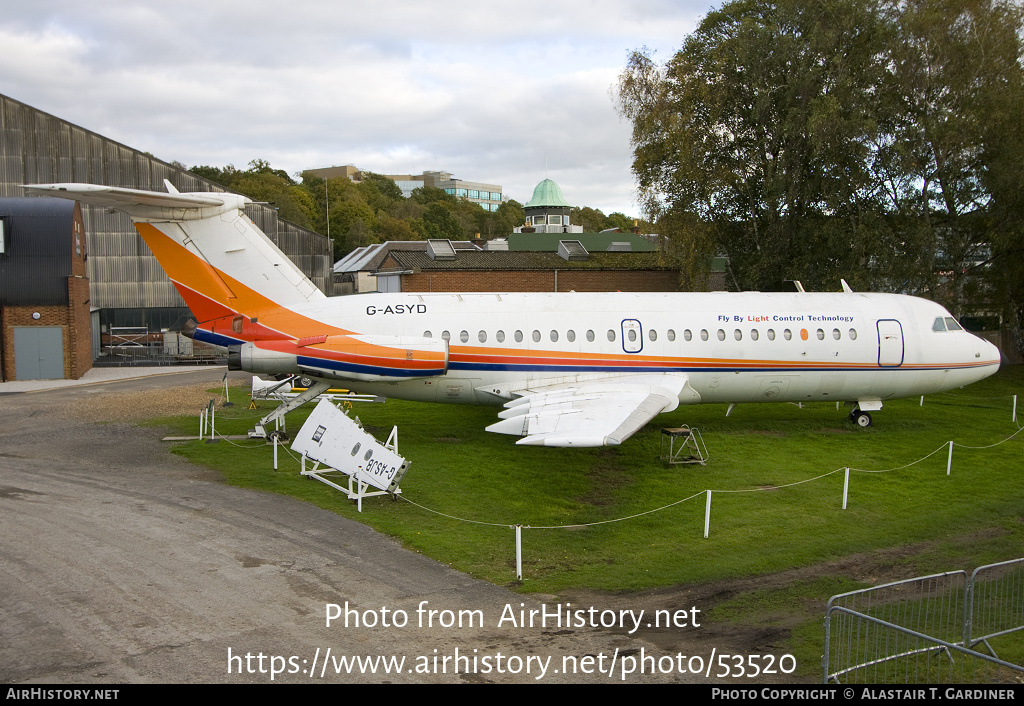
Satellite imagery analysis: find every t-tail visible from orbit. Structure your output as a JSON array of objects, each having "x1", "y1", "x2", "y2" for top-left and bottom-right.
[
  {"x1": 24, "y1": 182, "x2": 448, "y2": 382},
  {"x1": 25, "y1": 181, "x2": 325, "y2": 348}
]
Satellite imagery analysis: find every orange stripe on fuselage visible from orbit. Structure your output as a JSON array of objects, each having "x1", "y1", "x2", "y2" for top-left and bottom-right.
[
  {"x1": 447, "y1": 346, "x2": 881, "y2": 370},
  {"x1": 135, "y1": 223, "x2": 351, "y2": 339}
]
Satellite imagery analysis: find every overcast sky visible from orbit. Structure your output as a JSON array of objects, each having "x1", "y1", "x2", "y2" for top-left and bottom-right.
[{"x1": 0, "y1": 1, "x2": 714, "y2": 216}]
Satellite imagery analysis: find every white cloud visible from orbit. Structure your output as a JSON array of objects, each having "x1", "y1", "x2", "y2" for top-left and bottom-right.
[{"x1": 0, "y1": 1, "x2": 709, "y2": 215}]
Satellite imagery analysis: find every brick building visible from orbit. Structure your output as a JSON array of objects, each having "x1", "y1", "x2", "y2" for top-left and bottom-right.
[
  {"x1": 0, "y1": 198, "x2": 92, "y2": 380},
  {"x1": 372, "y1": 242, "x2": 683, "y2": 293}
]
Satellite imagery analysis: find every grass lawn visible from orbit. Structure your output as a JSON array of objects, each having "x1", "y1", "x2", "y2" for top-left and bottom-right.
[{"x1": 154, "y1": 365, "x2": 1024, "y2": 678}]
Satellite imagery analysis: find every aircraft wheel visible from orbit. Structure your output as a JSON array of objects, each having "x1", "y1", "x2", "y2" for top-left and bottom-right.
[
  {"x1": 297, "y1": 376, "x2": 315, "y2": 388},
  {"x1": 853, "y1": 411, "x2": 873, "y2": 428},
  {"x1": 268, "y1": 429, "x2": 289, "y2": 442}
]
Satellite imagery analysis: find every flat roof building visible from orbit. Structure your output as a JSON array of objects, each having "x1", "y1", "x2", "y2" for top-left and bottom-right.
[{"x1": 306, "y1": 166, "x2": 504, "y2": 212}]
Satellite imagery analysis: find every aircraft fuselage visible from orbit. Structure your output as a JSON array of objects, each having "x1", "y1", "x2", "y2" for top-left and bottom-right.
[{"x1": 236, "y1": 289, "x2": 1000, "y2": 410}]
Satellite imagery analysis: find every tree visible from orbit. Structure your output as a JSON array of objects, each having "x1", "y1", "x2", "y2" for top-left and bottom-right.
[
  {"x1": 193, "y1": 160, "x2": 314, "y2": 227},
  {"x1": 619, "y1": 0, "x2": 887, "y2": 292},
  {"x1": 421, "y1": 202, "x2": 464, "y2": 240},
  {"x1": 618, "y1": 0, "x2": 1024, "y2": 352},
  {"x1": 873, "y1": 0, "x2": 1024, "y2": 315},
  {"x1": 572, "y1": 206, "x2": 607, "y2": 232}
]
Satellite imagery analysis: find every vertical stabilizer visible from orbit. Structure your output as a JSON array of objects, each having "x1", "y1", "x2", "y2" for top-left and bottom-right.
[{"x1": 23, "y1": 184, "x2": 326, "y2": 322}]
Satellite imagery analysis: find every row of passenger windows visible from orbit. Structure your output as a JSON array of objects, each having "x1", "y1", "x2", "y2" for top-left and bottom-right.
[{"x1": 424, "y1": 328, "x2": 861, "y2": 344}]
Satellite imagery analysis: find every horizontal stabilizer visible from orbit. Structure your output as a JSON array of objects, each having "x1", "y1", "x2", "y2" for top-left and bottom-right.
[{"x1": 23, "y1": 183, "x2": 230, "y2": 210}]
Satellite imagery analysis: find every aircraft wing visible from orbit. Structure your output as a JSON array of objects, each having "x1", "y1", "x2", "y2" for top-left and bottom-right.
[{"x1": 485, "y1": 373, "x2": 693, "y2": 447}]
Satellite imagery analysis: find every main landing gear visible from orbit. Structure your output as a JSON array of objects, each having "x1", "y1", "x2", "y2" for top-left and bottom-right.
[{"x1": 849, "y1": 408, "x2": 873, "y2": 427}]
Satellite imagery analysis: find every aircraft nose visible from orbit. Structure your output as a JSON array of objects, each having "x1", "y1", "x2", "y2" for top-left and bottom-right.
[
  {"x1": 984, "y1": 338, "x2": 1002, "y2": 368},
  {"x1": 970, "y1": 334, "x2": 1002, "y2": 374}
]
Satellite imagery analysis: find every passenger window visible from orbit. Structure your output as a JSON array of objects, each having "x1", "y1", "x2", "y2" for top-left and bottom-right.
[
  {"x1": 734, "y1": 329, "x2": 742, "y2": 341},
  {"x1": 767, "y1": 329, "x2": 775, "y2": 340},
  {"x1": 627, "y1": 329, "x2": 637, "y2": 342},
  {"x1": 667, "y1": 329, "x2": 676, "y2": 341},
  {"x1": 649, "y1": 329, "x2": 657, "y2": 342},
  {"x1": 497, "y1": 330, "x2": 505, "y2": 343},
  {"x1": 423, "y1": 330, "x2": 431, "y2": 338},
  {"x1": 607, "y1": 330, "x2": 616, "y2": 342},
  {"x1": 586, "y1": 330, "x2": 595, "y2": 342},
  {"x1": 514, "y1": 330, "x2": 523, "y2": 343},
  {"x1": 460, "y1": 330, "x2": 469, "y2": 343},
  {"x1": 442, "y1": 330, "x2": 451, "y2": 341},
  {"x1": 567, "y1": 330, "x2": 576, "y2": 342},
  {"x1": 683, "y1": 329, "x2": 691, "y2": 342},
  {"x1": 478, "y1": 330, "x2": 487, "y2": 343},
  {"x1": 849, "y1": 329, "x2": 857, "y2": 340},
  {"x1": 784, "y1": 329, "x2": 792, "y2": 340},
  {"x1": 532, "y1": 330, "x2": 541, "y2": 342},
  {"x1": 550, "y1": 330, "x2": 558, "y2": 342},
  {"x1": 700, "y1": 329, "x2": 709, "y2": 341},
  {"x1": 717, "y1": 329, "x2": 726, "y2": 341},
  {"x1": 750, "y1": 329, "x2": 759, "y2": 341},
  {"x1": 816, "y1": 329, "x2": 824, "y2": 340},
  {"x1": 832, "y1": 329, "x2": 841, "y2": 340}
]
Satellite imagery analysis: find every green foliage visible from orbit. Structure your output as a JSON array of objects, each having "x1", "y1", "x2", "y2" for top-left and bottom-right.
[
  {"x1": 618, "y1": 0, "x2": 1024, "y2": 345},
  {"x1": 421, "y1": 202, "x2": 464, "y2": 240},
  {"x1": 190, "y1": 160, "x2": 313, "y2": 228},
  {"x1": 192, "y1": 163, "x2": 634, "y2": 258}
]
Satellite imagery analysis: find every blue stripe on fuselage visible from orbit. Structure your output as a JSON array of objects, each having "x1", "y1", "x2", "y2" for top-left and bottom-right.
[{"x1": 296, "y1": 355, "x2": 442, "y2": 378}]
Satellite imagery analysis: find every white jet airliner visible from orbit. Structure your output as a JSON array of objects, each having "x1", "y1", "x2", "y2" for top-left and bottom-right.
[{"x1": 26, "y1": 183, "x2": 1001, "y2": 446}]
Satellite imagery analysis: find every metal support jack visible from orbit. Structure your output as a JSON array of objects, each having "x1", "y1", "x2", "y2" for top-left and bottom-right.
[
  {"x1": 249, "y1": 376, "x2": 332, "y2": 440},
  {"x1": 660, "y1": 426, "x2": 708, "y2": 465},
  {"x1": 299, "y1": 457, "x2": 402, "y2": 512}
]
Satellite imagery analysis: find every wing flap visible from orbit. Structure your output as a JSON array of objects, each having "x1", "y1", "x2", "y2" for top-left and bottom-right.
[{"x1": 485, "y1": 373, "x2": 693, "y2": 447}]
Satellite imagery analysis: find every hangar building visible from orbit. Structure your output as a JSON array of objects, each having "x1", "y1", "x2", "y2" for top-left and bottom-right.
[{"x1": 0, "y1": 92, "x2": 332, "y2": 375}]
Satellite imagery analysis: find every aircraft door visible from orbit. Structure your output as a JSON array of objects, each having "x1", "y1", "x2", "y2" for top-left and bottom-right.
[
  {"x1": 621, "y1": 319, "x2": 643, "y2": 353},
  {"x1": 877, "y1": 319, "x2": 904, "y2": 367}
]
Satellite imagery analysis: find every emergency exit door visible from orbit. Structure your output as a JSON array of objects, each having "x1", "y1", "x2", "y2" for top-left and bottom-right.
[{"x1": 876, "y1": 319, "x2": 904, "y2": 367}]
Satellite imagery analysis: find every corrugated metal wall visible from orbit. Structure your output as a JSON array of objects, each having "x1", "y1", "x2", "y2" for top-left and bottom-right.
[
  {"x1": 0, "y1": 198, "x2": 75, "y2": 305},
  {"x1": 0, "y1": 93, "x2": 332, "y2": 312}
]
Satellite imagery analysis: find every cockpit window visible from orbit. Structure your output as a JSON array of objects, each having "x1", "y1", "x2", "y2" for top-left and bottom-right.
[{"x1": 933, "y1": 316, "x2": 965, "y2": 332}]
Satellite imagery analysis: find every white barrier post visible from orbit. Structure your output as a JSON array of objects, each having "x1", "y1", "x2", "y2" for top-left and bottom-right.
[
  {"x1": 842, "y1": 467, "x2": 850, "y2": 509},
  {"x1": 273, "y1": 435, "x2": 278, "y2": 470},
  {"x1": 1014, "y1": 395, "x2": 1017, "y2": 424},
  {"x1": 515, "y1": 525, "x2": 523, "y2": 581},
  {"x1": 946, "y1": 440, "x2": 953, "y2": 476},
  {"x1": 704, "y1": 490, "x2": 712, "y2": 539}
]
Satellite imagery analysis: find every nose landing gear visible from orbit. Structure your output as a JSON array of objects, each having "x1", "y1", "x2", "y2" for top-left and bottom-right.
[{"x1": 849, "y1": 409, "x2": 873, "y2": 427}]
